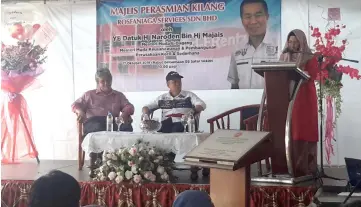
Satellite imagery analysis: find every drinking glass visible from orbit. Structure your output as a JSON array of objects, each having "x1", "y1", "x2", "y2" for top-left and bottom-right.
[
  {"x1": 115, "y1": 116, "x2": 124, "y2": 131},
  {"x1": 181, "y1": 115, "x2": 188, "y2": 133}
]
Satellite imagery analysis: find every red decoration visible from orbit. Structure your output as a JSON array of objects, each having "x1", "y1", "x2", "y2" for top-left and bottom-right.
[
  {"x1": 310, "y1": 24, "x2": 360, "y2": 164},
  {"x1": 1, "y1": 40, "x2": 48, "y2": 163},
  {"x1": 9, "y1": 24, "x2": 24, "y2": 39},
  {"x1": 1, "y1": 180, "x2": 316, "y2": 207},
  {"x1": 310, "y1": 24, "x2": 360, "y2": 80},
  {"x1": 33, "y1": 24, "x2": 41, "y2": 32}
]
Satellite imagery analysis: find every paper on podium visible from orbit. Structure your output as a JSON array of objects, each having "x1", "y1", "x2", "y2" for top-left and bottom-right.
[{"x1": 184, "y1": 129, "x2": 271, "y2": 170}]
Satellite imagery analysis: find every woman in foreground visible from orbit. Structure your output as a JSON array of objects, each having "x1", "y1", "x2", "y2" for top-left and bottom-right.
[{"x1": 280, "y1": 29, "x2": 319, "y2": 176}]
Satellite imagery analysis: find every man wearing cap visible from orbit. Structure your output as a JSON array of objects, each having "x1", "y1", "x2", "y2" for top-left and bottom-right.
[{"x1": 142, "y1": 71, "x2": 206, "y2": 133}]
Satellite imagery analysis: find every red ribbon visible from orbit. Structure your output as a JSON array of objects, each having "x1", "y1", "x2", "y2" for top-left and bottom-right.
[{"x1": 325, "y1": 96, "x2": 335, "y2": 165}]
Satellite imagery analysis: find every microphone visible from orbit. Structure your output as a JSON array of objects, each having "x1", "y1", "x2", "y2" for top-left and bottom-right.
[{"x1": 282, "y1": 48, "x2": 294, "y2": 54}]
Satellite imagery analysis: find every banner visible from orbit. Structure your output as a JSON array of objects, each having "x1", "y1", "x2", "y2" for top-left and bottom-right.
[{"x1": 97, "y1": 0, "x2": 281, "y2": 91}]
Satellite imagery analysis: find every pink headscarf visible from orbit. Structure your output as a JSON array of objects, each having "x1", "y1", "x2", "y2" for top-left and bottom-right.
[{"x1": 279, "y1": 29, "x2": 313, "y2": 69}]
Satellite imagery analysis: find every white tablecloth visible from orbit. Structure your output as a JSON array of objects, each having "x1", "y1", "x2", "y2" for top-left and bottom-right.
[{"x1": 81, "y1": 131, "x2": 210, "y2": 157}]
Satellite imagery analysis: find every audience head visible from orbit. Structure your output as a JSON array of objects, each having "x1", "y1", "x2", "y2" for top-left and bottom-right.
[
  {"x1": 166, "y1": 71, "x2": 183, "y2": 96},
  {"x1": 240, "y1": 0, "x2": 269, "y2": 37},
  {"x1": 173, "y1": 190, "x2": 214, "y2": 207},
  {"x1": 28, "y1": 170, "x2": 81, "y2": 207},
  {"x1": 95, "y1": 68, "x2": 113, "y2": 93}
]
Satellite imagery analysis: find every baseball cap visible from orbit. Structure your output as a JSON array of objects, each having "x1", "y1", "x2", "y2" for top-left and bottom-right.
[{"x1": 166, "y1": 71, "x2": 183, "y2": 81}]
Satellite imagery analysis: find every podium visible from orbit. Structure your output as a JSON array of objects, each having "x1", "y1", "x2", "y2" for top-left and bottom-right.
[
  {"x1": 184, "y1": 129, "x2": 271, "y2": 207},
  {"x1": 251, "y1": 62, "x2": 313, "y2": 184}
]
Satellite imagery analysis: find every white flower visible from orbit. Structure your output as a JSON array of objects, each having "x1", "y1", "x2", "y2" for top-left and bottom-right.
[
  {"x1": 111, "y1": 154, "x2": 118, "y2": 161},
  {"x1": 106, "y1": 153, "x2": 112, "y2": 159},
  {"x1": 116, "y1": 172, "x2": 123, "y2": 177},
  {"x1": 157, "y1": 166, "x2": 165, "y2": 174},
  {"x1": 133, "y1": 174, "x2": 142, "y2": 183},
  {"x1": 107, "y1": 160, "x2": 112, "y2": 166},
  {"x1": 125, "y1": 170, "x2": 133, "y2": 180},
  {"x1": 128, "y1": 161, "x2": 134, "y2": 167},
  {"x1": 149, "y1": 149, "x2": 155, "y2": 155},
  {"x1": 153, "y1": 159, "x2": 159, "y2": 163},
  {"x1": 100, "y1": 175, "x2": 106, "y2": 181},
  {"x1": 108, "y1": 172, "x2": 116, "y2": 180},
  {"x1": 129, "y1": 147, "x2": 137, "y2": 156},
  {"x1": 117, "y1": 148, "x2": 123, "y2": 155},
  {"x1": 143, "y1": 171, "x2": 152, "y2": 179},
  {"x1": 161, "y1": 172, "x2": 169, "y2": 181},
  {"x1": 121, "y1": 154, "x2": 126, "y2": 160},
  {"x1": 99, "y1": 166, "x2": 104, "y2": 172},
  {"x1": 139, "y1": 156, "x2": 144, "y2": 161},
  {"x1": 149, "y1": 174, "x2": 156, "y2": 182},
  {"x1": 139, "y1": 147, "x2": 144, "y2": 152},
  {"x1": 119, "y1": 165, "x2": 124, "y2": 171},
  {"x1": 131, "y1": 165, "x2": 138, "y2": 174},
  {"x1": 115, "y1": 175, "x2": 124, "y2": 184}
]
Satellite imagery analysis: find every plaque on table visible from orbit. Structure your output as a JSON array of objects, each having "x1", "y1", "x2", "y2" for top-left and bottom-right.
[{"x1": 183, "y1": 129, "x2": 271, "y2": 171}]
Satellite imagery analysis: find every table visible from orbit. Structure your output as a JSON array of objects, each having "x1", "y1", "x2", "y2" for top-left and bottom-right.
[{"x1": 81, "y1": 131, "x2": 210, "y2": 162}]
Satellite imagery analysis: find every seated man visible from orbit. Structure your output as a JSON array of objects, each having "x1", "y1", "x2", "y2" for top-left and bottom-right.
[
  {"x1": 72, "y1": 68, "x2": 134, "y2": 167},
  {"x1": 142, "y1": 71, "x2": 206, "y2": 133}
]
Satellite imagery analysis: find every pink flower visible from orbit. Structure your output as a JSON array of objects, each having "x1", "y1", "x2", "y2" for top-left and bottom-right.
[
  {"x1": 133, "y1": 174, "x2": 142, "y2": 183},
  {"x1": 129, "y1": 147, "x2": 137, "y2": 156},
  {"x1": 149, "y1": 174, "x2": 156, "y2": 182},
  {"x1": 143, "y1": 171, "x2": 152, "y2": 180},
  {"x1": 311, "y1": 24, "x2": 360, "y2": 81},
  {"x1": 128, "y1": 161, "x2": 134, "y2": 166}
]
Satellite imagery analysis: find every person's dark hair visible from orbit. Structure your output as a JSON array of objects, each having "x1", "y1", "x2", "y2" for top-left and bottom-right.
[
  {"x1": 240, "y1": 0, "x2": 269, "y2": 18},
  {"x1": 28, "y1": 170, "x2": 81, "y2": 207}
]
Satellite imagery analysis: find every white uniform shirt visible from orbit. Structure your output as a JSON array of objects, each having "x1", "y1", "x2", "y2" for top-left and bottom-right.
[
  {"x1": 146, "y1": 90, "x2": 206, "y2": 122},
  {"x1": 227, "y1": 32, "x2": 280, "y2": 89}
]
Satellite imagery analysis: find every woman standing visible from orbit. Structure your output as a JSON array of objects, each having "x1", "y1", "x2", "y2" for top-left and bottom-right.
[{"x1": 280, "y1": 29, "x2": 319, "y2": 176}]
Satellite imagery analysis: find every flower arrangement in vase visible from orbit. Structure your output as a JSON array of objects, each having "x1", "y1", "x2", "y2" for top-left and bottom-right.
[
  {"x1": 93, "y1": 140, "x2": 176, "y2": 184},
  {"x1": 310, "y1": 24, "x2": 360, "y2": 164},
  {"x1": 1, "y1": 22, "x2": 49, "y2": 163}
]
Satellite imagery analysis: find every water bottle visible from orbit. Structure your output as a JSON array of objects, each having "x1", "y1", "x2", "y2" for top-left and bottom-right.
[
  {"x1": 187, "y1": 114, "x2": 195, "y2": 133},
  {"x1": 106, "y1": 112, "x2": 113, "y2": 132}
]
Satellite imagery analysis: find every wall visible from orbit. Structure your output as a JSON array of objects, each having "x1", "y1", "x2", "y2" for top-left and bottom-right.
[{"x1": 2, "y1": 0, "x2": 360, "y2": 165}]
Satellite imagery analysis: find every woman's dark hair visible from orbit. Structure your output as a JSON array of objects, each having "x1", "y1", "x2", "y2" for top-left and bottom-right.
[
  {"x1": 240, "y1": 0, "x2": 269, "y2": 18},
  {"x1": 28, "y1": 170, "x2": 81, "y2": 207}
]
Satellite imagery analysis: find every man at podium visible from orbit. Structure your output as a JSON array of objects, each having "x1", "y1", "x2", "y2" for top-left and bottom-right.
[{"x1": 279, "y1": 29, "x2": 319, "y2": 176}]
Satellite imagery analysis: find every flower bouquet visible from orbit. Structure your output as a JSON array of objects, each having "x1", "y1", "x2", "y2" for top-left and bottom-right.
[
  {"x1": 310, "y1": 24, "x2": 360, "y2": 164},
  {"x1": 1, "y1": 23, "x2": 49, "y2": 163},
  {"x1": 93, "y1": 140, "x2": 176, "y2": 184}
]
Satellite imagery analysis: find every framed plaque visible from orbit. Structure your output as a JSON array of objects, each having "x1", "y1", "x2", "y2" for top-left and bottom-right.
[{"x1": 184, "y1": 129, "x2": 271, "y2": 170}]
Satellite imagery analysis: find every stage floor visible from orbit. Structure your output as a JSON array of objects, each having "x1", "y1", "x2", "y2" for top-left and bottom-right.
[
  {"x1": 1, "y1": 160, "x2": 348, "y2": 187},
  {"x1": 1, "y1": 160, "x2": 351, "y2": 207}
]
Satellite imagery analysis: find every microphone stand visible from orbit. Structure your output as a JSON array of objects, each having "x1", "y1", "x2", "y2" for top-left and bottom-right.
[
  {"x1": 343, "y1": 179, "x2": 361, "y2": 204},
  {"x1": 286, "y1": 50, "x2": 359, "y2": 182}
]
